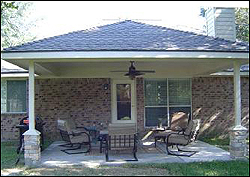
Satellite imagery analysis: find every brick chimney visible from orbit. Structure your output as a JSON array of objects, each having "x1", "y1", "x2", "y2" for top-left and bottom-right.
[{"x1": 205, "y1": 7, "x2": 236, "y2": 42}]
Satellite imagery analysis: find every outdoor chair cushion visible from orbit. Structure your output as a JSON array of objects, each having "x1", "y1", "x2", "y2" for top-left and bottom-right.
[
  {"x1": 108, "y1": 123, "x2": 137, "y2": 135},
  {"x1": 57, "y1": 119, "x2": 90, "y2": 143},
  {"x1": 164, "y1": 119, "x2": 200, "y2": 157},
  {"x1": 167, "y1": 119, "x2": 198, "y2": 146},
  {"x1": 168, "y1": 133, "x2": 190, "y2": 145},
  {"x1": 170, "y1": 112, "x2": 189, "y2": 131}
]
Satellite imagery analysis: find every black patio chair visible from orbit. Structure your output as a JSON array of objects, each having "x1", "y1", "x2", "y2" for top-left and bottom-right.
[
  {"x1": 165, "y1": 119, "x2": 200, "y2": 157},
  {"x1": 57, "y1": 119, "x2": 91, "y2": 154},
  {"x1": 104, "y1": 123, "x2": 138, "y2": 162},
  {"x1": 154, "y1": 112, "x2": 189, "y2": 147}
]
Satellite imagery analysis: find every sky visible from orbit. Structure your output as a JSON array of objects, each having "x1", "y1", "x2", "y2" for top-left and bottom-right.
[
  {"x1": 30, "y1": 1, "x2": 249, "y2": 39},
  {"x1": 1, "y1": 1, "x2": 249, "y2": 69}
]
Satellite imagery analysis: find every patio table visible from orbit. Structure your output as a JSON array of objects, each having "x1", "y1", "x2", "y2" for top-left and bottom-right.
[
  {"x1": 84, "y1": 126, "x2": 98, "y2": 141},
  {"x1": 141, "y1": 127, "x2": 167, "y2": 141}
]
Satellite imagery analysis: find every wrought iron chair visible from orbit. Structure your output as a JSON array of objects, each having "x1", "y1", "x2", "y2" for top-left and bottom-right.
[
  {"x1": 62, "y1": 118, "x2": 99, "y2": 142},
  {"x1": 154, "y1": 112, "x2": 189, "y2": 147},
  {"x1": 104, "y1": 123, "x2": 138, "y2": 162},
  {"x1": 57, "y1": 119, "x2": 91, "y2": 154},
  {"x1": 165, "y1": 119, "x2": 200, "y2": 157}
]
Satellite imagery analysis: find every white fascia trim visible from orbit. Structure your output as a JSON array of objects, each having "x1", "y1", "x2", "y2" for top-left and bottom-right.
[
  {"x1": 1, "y1": 74, "x2": 29, "y2": 78},
  {"x1": 210, "y1": 72, "x2": 249, "y2": 76},
  {"x1": 1, "y1": 72, "x2": 248, "y2": 78},
  {"x1": 1, "y1": 73, "x2": 38, "y2": 78},
  {"x1": 1, "y1": 51, "x2": 249, "y2": 61}
]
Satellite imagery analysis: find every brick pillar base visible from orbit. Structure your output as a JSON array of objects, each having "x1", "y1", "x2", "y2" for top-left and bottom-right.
[
  {"x1": 24, "y1": 134, "x2": 41, "y2": 167},
  {"x1": 229, "y1": 126, "x2": 248, "y2": 159}
]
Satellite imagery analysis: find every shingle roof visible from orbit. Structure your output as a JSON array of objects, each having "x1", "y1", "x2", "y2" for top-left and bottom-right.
[
  {"x1": 1, "y1": 67, "x2": 28, "y2": 73},
  {"x1": 2, "y1": 20, "x2": 249, "y2": 52}
]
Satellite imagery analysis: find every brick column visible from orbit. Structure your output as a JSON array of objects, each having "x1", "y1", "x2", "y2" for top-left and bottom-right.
[
  {"x1": 136, "y1": 78, "x2": 144, "y2": 135},
  {"x1": 229, "y1": 126, "x2": 248, "y2": 159},
  {"x1": 24, "y1": 134, "x2": 41, "y2": 166}
]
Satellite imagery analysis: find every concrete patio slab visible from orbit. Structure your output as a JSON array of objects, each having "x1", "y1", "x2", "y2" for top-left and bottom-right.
[{"x1": 40, "y1": 140, "x2": 232, "y2": 167}]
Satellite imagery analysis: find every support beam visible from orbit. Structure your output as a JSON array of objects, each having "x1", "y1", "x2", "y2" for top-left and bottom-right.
[
  {"x1": 23, "y1": 61, "x2": 40, "y2": 135},
  {"x1": 29, "y1": 60, "x2": 35, "y2": 130},
  {"x1": 35, "y1": 63, "x2": 58, "y2": 76},
  {"x1": 233, "y1": 61, "x2": 242, "y2": 127},
  {"x1": 23, "y1": 61, "x2": 41, "y2": 167}
]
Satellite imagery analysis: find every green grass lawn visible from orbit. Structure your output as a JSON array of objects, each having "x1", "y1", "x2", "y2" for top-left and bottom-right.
[
  {"x1": 1, "y1": 139, "x2": 249, "y2": 176},
  {"x1": 1, "y1": 140, "x2": 53, "y2": 169},
  {"x1": 199, "y1": 136, "x2": 231, "y2": 151},
  {"x1": 123, "y1": 161, "x2": 249, "y2": 176},
  {"x1": 1, "y1": 141, "x2": 21, "y2": 169}
]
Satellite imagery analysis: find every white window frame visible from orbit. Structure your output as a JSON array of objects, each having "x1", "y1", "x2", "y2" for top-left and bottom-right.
[
  {"x1": 111, "y1": 79, "x2": 137, "y2": 124},
  {"x1": 144, "y1": 78, "x2": 192, "y2": 128}
]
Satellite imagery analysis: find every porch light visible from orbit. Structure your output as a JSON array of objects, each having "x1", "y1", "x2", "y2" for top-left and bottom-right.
[{"x1": 104, "y1": 84, "x2": 109, "y2": 90}]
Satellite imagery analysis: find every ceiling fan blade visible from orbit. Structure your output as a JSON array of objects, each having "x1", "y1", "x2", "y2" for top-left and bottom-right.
[
  {"x1": 110, "y1": 71, "x2": 128, "y2": 72},
  {"x1": 136, "y1": 70, "x2": 155, "y2": 73},
  {"x1": 124, "y1": 73, "x2": 131, "y2": 76},
  {"x1": 124, "y1": 72, "x2": 145, "y2": 76}
]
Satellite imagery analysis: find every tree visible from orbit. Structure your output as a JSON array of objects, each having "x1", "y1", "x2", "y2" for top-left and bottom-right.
[
  {"x1": 199, "y1": 7, "x2": 207, "y2": 18},
  {"x1": 1, "y1": 1, "x2": 38, "y2": 49},
  {"x1": 235, "y1": 8, "x2": 249, "y2": 42},
  {"x1": 1, "y1": 1, "x2": 18, "y2": 11}
]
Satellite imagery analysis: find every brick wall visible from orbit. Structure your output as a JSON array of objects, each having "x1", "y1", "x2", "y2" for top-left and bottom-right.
[
  {"x1": 1, "y1": 113, "x2": 28, "y2": 140},
  {"x1": 192, "y1": 77, "x2": 249, "y2": 138},
  {"x1": 34, "y1": 78, "x2": 111, "y2": 140}
]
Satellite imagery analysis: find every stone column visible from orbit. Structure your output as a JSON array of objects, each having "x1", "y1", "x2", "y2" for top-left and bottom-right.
[
  {"x1": 24, "y1": 134, "x2": 41, "y2": 166},
  {"x1": 230, "y1": 127, "x2": 248, "y2": 159},
  {"x1": 230, "y1": 61, "x2": 248, "y2": 159}
]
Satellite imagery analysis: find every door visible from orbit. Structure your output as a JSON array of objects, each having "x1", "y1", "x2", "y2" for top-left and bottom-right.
[{"x1": 111, "y1": 79, "x2": 136, "y2": 124}]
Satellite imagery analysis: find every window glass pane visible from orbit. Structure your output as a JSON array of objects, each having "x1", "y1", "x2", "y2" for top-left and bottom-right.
[
  {"x1": 145, "y1": 107, "x2": 168, "y2": 127},
  {"x1": 7, "y1": 80, "x2": 27, "y2": 112},
  {"x1": 145, "y1": 79, "x2": 167, "y2": 106},
  {"x1": 1, "y1": 80, "x2": 7, "y2": 113},
  {"x1": 169, "y1": 79, "x2": 191, "y2": 105},
  {"x1": 116, "y1": 84, "x2": 131, "y2": 120}
]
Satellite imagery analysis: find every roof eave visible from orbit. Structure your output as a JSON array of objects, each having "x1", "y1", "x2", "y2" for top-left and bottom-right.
[{"x1": 2, "y1": 50, "x2": 249, "y2": 61}]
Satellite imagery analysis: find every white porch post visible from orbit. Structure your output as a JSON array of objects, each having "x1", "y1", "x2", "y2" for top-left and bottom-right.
[
  {"x1": 28, "y1": 60, "x2": 36, "y2": 131},
  {"x1": 229, "y1": 61, "x2": 248, "y2": 159},
  {"x1": 23, "y1": 61, "x2": 41, "y2": 166},
  {"x1": 233, "y1": 61, "x2": 241, "y2": 127}
]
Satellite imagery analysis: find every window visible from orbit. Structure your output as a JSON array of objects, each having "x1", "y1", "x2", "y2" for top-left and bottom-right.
[
  {"x1": 144, "y1": 79, "x2": 191, "y2": 127},
  {"x1": 1, "y1": 80, "x2": 27, "y2": 113},
  {"x1": 116, "y1": 84, "x2": 131, "y2": 120}
]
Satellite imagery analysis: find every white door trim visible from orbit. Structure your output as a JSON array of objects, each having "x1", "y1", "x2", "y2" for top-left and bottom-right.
[{"x1": 111, "y1": 79, "x2": 137, "y2": 124}]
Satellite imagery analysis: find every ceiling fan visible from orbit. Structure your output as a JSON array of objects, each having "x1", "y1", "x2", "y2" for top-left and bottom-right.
[{"x1": 111, "y1": 61, "x2": 155, "y2": 80}]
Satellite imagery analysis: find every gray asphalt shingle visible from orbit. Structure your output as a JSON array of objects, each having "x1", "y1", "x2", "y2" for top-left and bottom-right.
[{"x1": 2, "y1": 20, "x2": 249, "y2": 52}]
